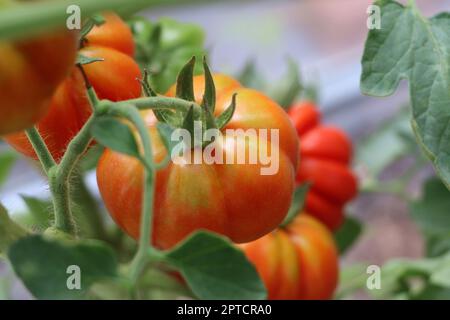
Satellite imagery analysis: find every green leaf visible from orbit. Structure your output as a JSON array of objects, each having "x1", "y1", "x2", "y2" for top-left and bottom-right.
[
  {"x1": 334, "y1": 216, "x2": 363, "y2": 254},
  {"x1": 182, "y1": 105, "x2": 195, "y2": 148},
  {"x1": 165, "y1": 231, "x2": 266, "y2": 300},
  {"x1": 360, "y1": 1, "x2": 450, "y2": 188},
  {"x1": 0, "y1": 204, "x2": 28, "y2": 256},
  {"x1": 175, "y1": 57, "x2": 196, "y2": 101},
  {"x1": 201, "y1": 57, "x2": 216, "y2": 113},
  {"x1": 268, "y1": 58, "x2": 302, "y2": 109},
  {"x1": 357, "y1": 107, "x2": 415, "y2": 178},
  {"x1": 237, "y1": 59, "x2": 266, "y2": 91},
  {"x1": 91, "y1": 116, "x2": 140, "y2": 158},
  {"x1": 216, "y1": 93, "x2": 237, "y2": 129},
  {"x1": 0, "y1": 151, "x2": 16, "y2": 188},
  {"x1": 76, "y1": 53, "x2": 104, "y2": 66},
  {"x1": 20, "y1": 195, "x2": 52, "y2": 230},
  {"x1": 280, "y1": 184, "x2": 309, "y2": 227},
  {"x1": 410, "y1": 177, "x2": 450, "y2": 236},
  {"x1": 335, "y1": 264, "x2": 368, "y2": 299},
  {"x1": 8, "y1": 235, "x2": 118, "y2": 299}
]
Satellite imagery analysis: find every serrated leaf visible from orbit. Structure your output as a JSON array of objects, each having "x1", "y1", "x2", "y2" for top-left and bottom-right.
[
  {"x1": 76, "y1": 53, "x2": 104, "y2": 66},
  {"x1": 334, "y1": 216, "x2": 363, "y2": 254},
  {"x1": 8, "y1": 235, "x2": 118, "y2": 299},
  {"x1": 176, "y1": 57, "x2": 196, "y2": 101},
  {"x1": 0, "y1": 151, "x2": 16, "y2": 188},
  {"x1": 165, "y1": 231, "x2": 266, "y2": 300},
  {"x1": 281, "y1": 184, "x2": 309, "y2": 227},
  {"x1": 360, "y1": 1, "x2": 450, "y2": 188},
  {"x1": 216, "y1": 93, "x2": 237, "y2": 129},
  {"x1": 91, "y1": 116, "x2": 140, "y2": 159}
]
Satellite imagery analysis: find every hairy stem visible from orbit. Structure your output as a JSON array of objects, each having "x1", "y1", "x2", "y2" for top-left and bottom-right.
[
  {"x1": 25, "y1": 127, "x2": 56, "y2": 174},
  {"x1": 105, "y1": 103, "x2": 156, "y2": 283}
]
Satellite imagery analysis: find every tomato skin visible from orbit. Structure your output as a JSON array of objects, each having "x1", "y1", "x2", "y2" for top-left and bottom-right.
[
  {"x1": 288, "y1": 101, "x2": 320, "y2": 136},
  {"x1": 85, "y1": 12, "x2": 135, "y2": 56},
  {"x1": 288, "y1": 102, "x2": 357, "y2": 230},
  {"x1": 0, "y1": 30, "x2": 78, "y2": 135},
  {"x1": 97, "y1": 75, "x2": 298, "y2": 249},
  {"x1": 5, "y1": 14, "x2": 141, "y2": 161},
  {"x1": 241, "y1": 214, "x2": 339, "y2": 300}
]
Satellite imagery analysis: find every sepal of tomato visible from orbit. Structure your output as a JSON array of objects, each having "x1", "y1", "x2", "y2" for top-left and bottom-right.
[
  {"x1": 241, "y1": 214, "x2": 339, "y2": 300},
  {"x1": 98, "y1": 74, "x2": 298, "y2": 249}
]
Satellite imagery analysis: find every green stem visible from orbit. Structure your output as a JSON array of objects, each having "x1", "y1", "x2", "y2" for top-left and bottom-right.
[
  {"x1": 117, "y1": 96, "x2": 201, "y2": 113},
  {"x1": 25, "y1": 127, "x2": 56, "y2": 174},
  {"x1": 105, "y1": 103, "x2": 157, "y2": 284}
]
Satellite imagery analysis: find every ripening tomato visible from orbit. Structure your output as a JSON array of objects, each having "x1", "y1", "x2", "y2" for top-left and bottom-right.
[
  {"x1": 240, "y1": 214, "x2": 339, "y2": 300},
  {"x1": 288, "y1": 102, "x2": 357, "y2": 230},
  {"x1": 97, "y1": 74, "x2": 299, "y2": 249},
  {"x1": 0, "y1": 29, "x2": 78, "y2": 135},
  {"x1": 5, "y1": 13, "x2": 141, "y2": 161}
]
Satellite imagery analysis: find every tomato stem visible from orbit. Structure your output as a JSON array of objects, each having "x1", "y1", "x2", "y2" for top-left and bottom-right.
[
  {"x1": 24, "y1": 127, "x2": 56, "y2": 174},
  {"x1": 118, "y1": 96, "x2": 201, "y2": 114},
  {"x1": 105, "y1": 103, "x2": 157, "y2": 285}
]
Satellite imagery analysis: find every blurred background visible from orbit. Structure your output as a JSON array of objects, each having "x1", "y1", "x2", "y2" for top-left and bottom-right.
[{"x1": 1, "y1": 0, "x2": 449, "y2": 299}]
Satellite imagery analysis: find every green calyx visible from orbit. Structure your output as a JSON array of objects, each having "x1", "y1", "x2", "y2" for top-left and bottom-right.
[{"x1": 140, "y1": 56, "x2": 238, "y2": 150}]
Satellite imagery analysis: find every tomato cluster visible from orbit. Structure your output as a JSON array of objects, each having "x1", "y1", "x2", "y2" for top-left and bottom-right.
[
  {"x1": 241, "y1": 214, "x2": 338, "y2": 300},
  {"x1": 5, "y1": 13, "x2": 142, "y2": 161},
  {"x1": 288, "y1": 101, "x2": 358, "y2": 230},
  {"x1": 97, "y1": 74, "x2": 299, "y2": 249}
]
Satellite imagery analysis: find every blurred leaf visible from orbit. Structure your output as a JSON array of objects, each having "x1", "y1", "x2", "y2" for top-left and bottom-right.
[
  {"x1": 20, "y1": 195, "x2": 52, "y2": 230},
  {"x1": 0, "y1": 151, "x2": 16, "y2": 188},
  {"x1": 91, "y1": 116, "x2": 140, "y2": 158},
  {"x1": 0, "y1": 204, "x2": 28, "y2": 256},
  {"x1": 156, "y1": 123, "x2": 178, "y2": 156},
  {"x1": 357, "y1": 107, "x2": 415, "y2": 177},
  {"x1": 76, "y1": 54, "x2": 103, "y2": 66},
  {"x1": 334, "y1": 216, "x2": 363, "y2": 254},
  {"x1": 79, "y1": 144, "x2": 104, "y2": 172},
  {"x1": 268, "y1": 58, "x2": 302, "y2": 109},
  {"x1": 410, "y1": 177, "x2": 450, "y2": 236},
  {"x1": 413, "y1": 285, "x2": 450, "y2": 300},
  {"x1": 237, "y1": 59, "x2": 265, "y2": 91},
  {"x1": 8, "y1": 235, "x2": 118, "y2": 299},
  {"x1": 165, "y1": 231, "x2": 266, "y2": 300},
  {"x1": 335, "y1": 264, "x2": 368, "y2": 299},
  {"x1": 281, "y1": 184, "x2": 309, "y2": 227}
]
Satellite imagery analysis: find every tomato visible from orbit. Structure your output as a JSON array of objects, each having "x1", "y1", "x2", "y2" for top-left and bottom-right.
[
  {"x1": 5, "y1": 13, "x2": 141, "y2": 161},
  {"x1": 85, "y1": 12, "x2": 134, "y2": 57},
  {"x1": 97, "y1": 74, "x2": 299, "y2": 249},
  {"x1": 288, "y1": 102, "x2": 357, "y2": 230},
  {"x1": 240, "y1": 214, "x2": 339, "y2": 300},
  {"x1": 0, "y1": 29, "x2": 78, "y2": 135}
]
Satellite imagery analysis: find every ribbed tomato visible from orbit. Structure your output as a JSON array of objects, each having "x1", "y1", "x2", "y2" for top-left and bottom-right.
[
  {"x1": 5, "y1": 13, "x2": 141, "y2": 161},
  {"x1": 97, "y1": 74, "x2": 299, "y2": 249},
  {"x1": 288, "y1": 102, "x2": 357, "y2": 230},
  {"x1": 241, "y1": 214, "x2": 339, "y2": 300}
]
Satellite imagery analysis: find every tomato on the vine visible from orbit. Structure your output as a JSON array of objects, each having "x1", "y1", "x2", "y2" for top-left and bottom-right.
[
  {"x1": 0, "y1": 28, "x2": 78, "y2": 135},
  {"x1": 288, "y1": 102, "x2": 357, "y2": 230},
  {"x1": 97, "y1": 74, "x2": 299, "y2": 249},
  {"x1": 241, "y1": 213, "x2": 339, "y2": 300},
  {"x1": 5, "y1": 13, "x2": 142, "y2": 161}
]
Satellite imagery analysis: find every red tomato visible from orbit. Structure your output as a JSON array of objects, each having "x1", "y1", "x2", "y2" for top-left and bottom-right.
[
  {"x1": 85, "y1": 12, "x2": 134, "y2": 56},
  {"x1": 288, "y1": 102, "x2": 357, "y2": 230},
  {"x1": 97, "y1": 74, "x2": 299, "y2": 249},
  {"x1": 5, "y1": 13, "x2": 141, "y2": 161},
  {"x1": 0, "y1": 29, "x2": 78, "y2": 135},
  {"x1": 241, "y1": 214, "x2": 339, "y2": 300}
]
